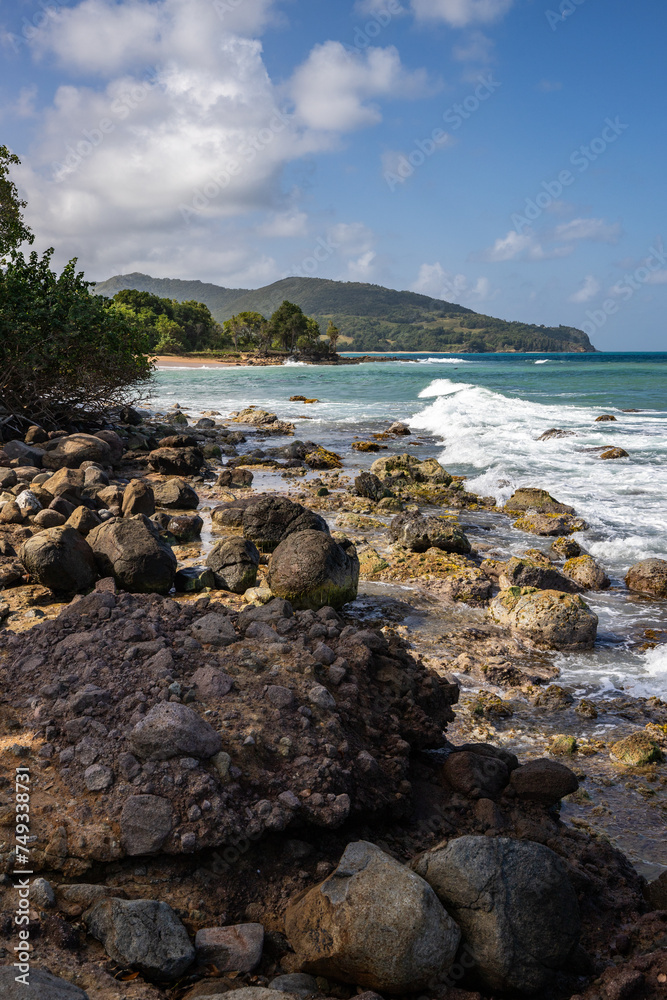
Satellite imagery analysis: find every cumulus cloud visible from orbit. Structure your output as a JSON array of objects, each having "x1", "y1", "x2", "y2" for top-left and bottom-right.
[
  {"x1": 569, "y1": 275, "x2": 600, "y2": 303},
  {"x1": 410, "y1": 0, "x2": 514, "y2": 27},
  {"x1": 477, "y1": 230, "x2": 536, "y2": 262},
  {"x1": 289, "y1": 41, "x2": 435, "y2": 131},
  {"x1": 478, "y1": 217, "x2": 621, "y2": 263},
  {"x1": 412, "y1": 262, "x2": 494, "y2": 304}
]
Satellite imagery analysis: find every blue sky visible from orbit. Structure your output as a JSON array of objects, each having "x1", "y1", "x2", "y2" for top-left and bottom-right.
[{"x1": 2, "y1": 0, "x2": 666, "y2": 349}]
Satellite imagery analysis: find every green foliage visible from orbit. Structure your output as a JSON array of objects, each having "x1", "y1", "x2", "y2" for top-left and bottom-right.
[
  {"x1": 94, "y1": 274, "x2": 597, "y2": 353},
  {"x1": 111, "y1": 289, "x2": 224, "y2": 352},
  {"x1": 0, "y1": 146, "x2": 33, "y2": 258},
  {"x1": 326, "y1": 320, "x2": 341, "y2": 352},
  {"x1": 0, "y1": 249, "x2": 152, "y2": 428},
  {"x1": 223, "y1": 310, "x2": 270, "y2": 350},
  {"x1": 269, "y1": 300, "x2": 313, "y2": 352}
]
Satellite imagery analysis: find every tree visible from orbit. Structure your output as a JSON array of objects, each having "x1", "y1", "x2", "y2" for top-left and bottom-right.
[
  {"x1": 223, "y1": 311, "x2": 268, "y2": 351},
  {"x1": 269, "y1": 300, "x2": 310, "y2": 353},
  {"x1": 326, "y1": 320, "x2": 341, "y2": 353},
  {"x1": 0, "y1": 249, "x2": 153, "y2": 430},
  {"x1": 0, "y1": 146, "x2": 33, "y2": 258}
]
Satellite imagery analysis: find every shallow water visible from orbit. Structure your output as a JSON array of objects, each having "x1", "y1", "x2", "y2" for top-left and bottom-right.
[{"x1": 152, "y1": 351, "x2": 667, "y2": 699}]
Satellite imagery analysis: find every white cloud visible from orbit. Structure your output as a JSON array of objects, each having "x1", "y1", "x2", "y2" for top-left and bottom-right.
[
  {"x1": 410, "y1": 0, "x2": 514, "y2": 27},
  {"x1": 554, "y1": 217, "x2": 621, "y2": 244},
  {"x1": 344, "y1": 249, "x2": 378, "y2": 281},
  {"x1": 412, "y1": 262, "x2": 494, "y2": 304},
  {"x1": 569, "y1": 275, "x2": 600, "y2": 303},
  {"x1": 453, "y1": 31, "x2": 495, "y2": 63},
  {"x1": 354, "y1": 0, "x2": 408, "y2": 14},
  {"x1": 289, "y1": 42, "x2": 434, "y2": 131},
  {"x1": 478, "y1": 230, "x2": 535, "y2": 262},
  {"x1": 257, "y1": 210, "x2": 309, "y2": 239}
]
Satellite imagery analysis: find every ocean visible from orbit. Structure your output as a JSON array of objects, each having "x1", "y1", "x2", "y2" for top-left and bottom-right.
[{"x1": 152, "y1": 351, "x2": 667, "y2": 702}]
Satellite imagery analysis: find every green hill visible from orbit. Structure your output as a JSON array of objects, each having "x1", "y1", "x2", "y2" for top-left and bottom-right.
[{"x1": 93, "y1": 273, "x2": 597, "y2": 353}]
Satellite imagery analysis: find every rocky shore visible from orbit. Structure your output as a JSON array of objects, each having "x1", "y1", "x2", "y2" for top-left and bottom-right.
[{"x1": 0, "y1": 403, "x2": 666, "y2": 1000}]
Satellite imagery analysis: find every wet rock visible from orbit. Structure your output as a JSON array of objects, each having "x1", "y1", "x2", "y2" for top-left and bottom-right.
[
  {"x1": 498, "y1": 555, "x2": 581, "y2": 593},
  {"x1": 610, "y1": 733, "x2": 664, "y2": 766},
  {"x1": 190, "y1": 611, "x2": 239, "y2": 646},
  {"x1": 168, "y1": 513, "x2": 203, "y2": 542},
  {"x1": 552, "y1": 536, "x2": 583, "y2": 559},
  {"x1": 596, "y1": 414, "x2": 617, "y2": 422},
  {"x1": 120, "y1": 794, "x2": 174, "y2": 854},
  {"x1": 354, "y1": 472, "x2": 390, "y2": 502},
  {"x1": 152, "y1": 477, "x2": 200, "y2": 509},
  {"x1": 195, "y1": 923, "x2": 264, "y2": 971},
  {"x1": 268, "y1": 530, "x2": 359, "y2": 611},
  {"x1": 284, "y1": 840, "x2": 460, "y2": 993},
  {"x1": 243, "y1": 496, "x2": 329, "y2": 553},
  {"x1": 42, "y1": 433, "x2": 112, "y2": 470},
  {"x1": 147, "y1": 446, "x2": 204, "y2": 476},
  {"x1": 122, "y1": 479, "x2": 156, "y2": 517},
  {"x1": 537, "y1": 428, "x2": 576, "y2": 440},
  {"x1": 0, "y1": 967, "x2": 89, "y2": 999},
  {"x1": 508, "y1": 758, "x2": 579, "y2": 804},
  {"x1": 600, "y1": 447, "x2": 629, "y2": 459},
  {"x1": 20, "y1": 525, "x2": 97, "y2": 594},
  {"x1": 489, "y1": 587, "x2": 598, "y2": 649},
  {"x1": 370, "y1": 453, "x2": 451, "y2": 485},
  {"x1": 84, "y1": 897, "x2": 195, "y2": 980},
  {"x1": 442, "y1": 751, "x2": 510, "y2": 799},
  {"x1": 551, "y1": 734, "x2": 577, "y2": 755},
  {"x1": 130, "y1": 702, "x2": 222, "y2": 760},
  {"x1": 563, "y1": 554, "x2": 610, "y2": 590},
  {"x1": 625, "y1": 558, "x2": 667, "y2": 598},
  {"x1": 175, "y1": 566, "x2": 215, "y2": 592},
  {"x1": 390, "y1": 512, "x2": 471, "y2": 554},
  {"x1": 387, "y1": 421, "x2": 411, "y2": 435},
  {"x1": 513, "y1": 512, "x2": 588, "y2": 536},
  {"x1": 217, "y1": 468, "x2": 254, "y2": 489},
  {"x1": 87, "y1": 514, "x2": 177, "y2": 594},
  {"x1": 504, "y1": 487, "x2": 575, "y2": 515},
  {"x1": 413, "y1": 835, "x2": 580, "y2": 994},
  {"x1": 207, "y1": 538, "x2": 260, "y2": 593},
  {"x1": 304, "y1": 446, "x2": 342, "y2": 469}
]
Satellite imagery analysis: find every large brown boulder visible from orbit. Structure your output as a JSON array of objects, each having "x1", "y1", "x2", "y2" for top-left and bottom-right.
[
  {"x1": 625, "y1": 558, "x2": 667, "y2": 598},
  {"x1": 285, "y1": 841, "x2": 460, "y2": 993},
  {"x1": 147, "y1": 447, "x2": 204, "y2": 476},
  {"x1": 152, "y1": 477, "x2": 199, "y2": 510},
  {"x1": 489, "y1": 587, "x2": 598, "y2": 649},
  {"x1": 268, "y1": 530, "x2": 359, "y2": 611},
  {"x1": 413, "y1": 836, "x2": 580, "y2": 994},
  {"x1": 499, "y1": 555, "x2": 581, "y2": 593},
  {"x1": 87, "y1": 514, "x2": 176, "y2": 593},
  {"x1": 207, "y1": 538, "x2": 259, "y2": 593},
  {"x1": 42, "y1": 433, "x2": 113, "y2": 470},
  {"x1": 563, "y1": 554, "x2": 610, "y2": 590},
  {"x1": 243, "y1": 496, "x2": 329, "y2": 553},
  {"x1": 20, "y1": 525, "x2": 97, "y2": 594},
  {"x1": 504, "y1": 487, "x2": 575, "y2": 515},
  {"x1": 389, "y1": 512, "x2": 471, "y2": 554},
  {"x1": 122, "y1": 479, "x2": 156, "y2": 517}
]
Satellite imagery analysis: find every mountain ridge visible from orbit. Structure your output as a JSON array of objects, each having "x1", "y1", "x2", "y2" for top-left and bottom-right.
[{"x1": 93, "y1": 273, "x2": 597, "y2": 353}]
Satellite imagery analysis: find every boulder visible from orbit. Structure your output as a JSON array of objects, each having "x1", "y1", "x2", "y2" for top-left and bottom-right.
[
  {"x1": 625, "y1": 558, "x2": 667, "y2": 598},
  {"x1": 389, "y1": 512, "x2": 471, "y2": 554},
  {"x1": 504, "y1": 488, "x2": 575, "y2": 515},
  {"x1": 42, "y1": 433, "x2": 112, "y2": 470},
  {"x1": 498, "y1": 555, "x2": 581, "y2": 593},
  {"x1": 152, "y1": 478, "x2": 200, "y2": 509},
  {"x1": 284, "y1": 841, "x2": 460, "y2": 993},
  {"x1": 600, "y1": 447, "x2": 629, "y2": 459},
  {"x1": 513, "y1": 512, "x2": 588, "y2": 536},
  {"x1": 489, "y1": 588, "x2": 598, "y2": 649},
  {"x1": 0, "y1": 967, "x2": 89, "y2": 999},
  {"x1": 387, "y1": 421, "x2": 411, "y2": 435},
  {"x1": 120, "y1": 794, "x2": 174, "y2": 854},
  {"x1": 167, "y1": 513, "x2": 203, "y2": 542},
  {"x1": 370, "y1": 453, "x2": 451, "y2": 485},
  {"x1": 87, "y1": 514, "x2": 177, "y2": 594},
  {"x1": 147, "y1": 447, "x2": 204, "y2": 476},
  {"x1": 217, "y1": 468, "x2": 254, "y2": 489},
  {"x1": 413, "y1": 836, "x2": 580, "y2": 994},
  {"x1": 537, "y1": 428, "x2": 576, "y2": 440},
  {"x1": 242, "y1": 496, "x2": 329, "y2": 553},
  {"x1": 207, "y1": 538, "x2": 260, "y2": 593},
  {"x1": 95, "y1": 429, "x2": 124, "y2": 463},
  {"x1": 20, "y1": 525, "x2": 97, "y2": 594},
  {"x1": 195, "y1": 923, "x2": 264, "y2": 971},
  {"x1": 130, "y1": 702, "x2": 222, "y2": 761},
  {"x1": 174, "y1": 566, "x2": 215, "y2": 592},
  {"x1": 353, "y1": 472, "x2": 390, "y2": 501},
  {"x1": 3, "y1": 439, "x2": 45, "y2": 466},
  {"x1": 42, "y1": 467, "x2": 84, "y2": 496},
  {"x1": 0, "y1": 500, "x2": 25, "y2": 524},
  {"x1": 66, "y1": 506, "x2": 102, "y2": 537},
  {"x1": 122, "y1": 479, "x2": 156, "y2": 517},
  {"x1": 442, "y1": 751, "x2": 510, "y2": 799},
  {"x1": 84, "y1": 897, "x2": 195, "y2": 981},
  {"x1": 268, "y1": 530, "x2": 359, "y2": 611},
  {"x1": 609, "y1": 733, "x2": 664, "y2": 766},
  {"x1": 551, "y1": 536, "x2": 582, "y2": 559},
  {"x1": 563, "y1": 554, "x2": 610, "y2": 590},
  {"x1": 508, "y1": 758, "x2": 579, "y2": 804}
]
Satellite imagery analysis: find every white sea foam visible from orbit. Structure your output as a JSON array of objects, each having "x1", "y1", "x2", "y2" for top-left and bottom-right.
[
  {"x1": 627, "y1": 645, "x2": 667, "y2": 699},
  {"x1": 412, "y1": 357, "x2": 474, "y2": 365},
  {"x1": 534, "y1": 359, "x2": 550, "y2": 364}
]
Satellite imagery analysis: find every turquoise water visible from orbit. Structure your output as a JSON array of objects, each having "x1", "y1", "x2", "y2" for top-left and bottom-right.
[{"x1": 152, "y1": 352, "x2": 667, "y2": 698}]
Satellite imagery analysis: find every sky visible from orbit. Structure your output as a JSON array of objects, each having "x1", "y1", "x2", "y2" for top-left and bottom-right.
[{"x1": 1, "y1": 0, "x2": 666, "y2": 350}]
